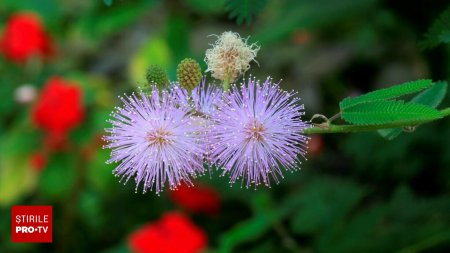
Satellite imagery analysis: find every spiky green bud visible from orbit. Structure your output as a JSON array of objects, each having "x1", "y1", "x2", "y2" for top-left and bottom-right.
[
  {"x1": 146, "y1": 65, "x2": 169, "y2": 90},
  {"x1": 177, "y1": 58, "x2": 202, "y2": 92}
]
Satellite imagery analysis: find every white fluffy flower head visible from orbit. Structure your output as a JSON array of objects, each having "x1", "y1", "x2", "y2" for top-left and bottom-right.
[{"x1": 205, "y1": 31, "x2": 259, "y2": 83}]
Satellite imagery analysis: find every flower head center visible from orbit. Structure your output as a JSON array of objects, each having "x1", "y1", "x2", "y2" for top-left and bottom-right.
[
  {"x1": 147, "y1": 128, "x2": 173, "y2": 146},
  {"x1": 244, "y1": 119, "x2": 266, "y2": 142}
]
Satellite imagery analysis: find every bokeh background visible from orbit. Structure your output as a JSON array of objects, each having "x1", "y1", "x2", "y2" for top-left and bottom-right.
[{"x1": 1, "y1": 0, "x2": 450, "y2": 252}]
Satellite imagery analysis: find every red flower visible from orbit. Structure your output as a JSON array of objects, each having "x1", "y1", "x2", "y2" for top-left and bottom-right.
[
  {"x1": 30, "y1": 152, "x2": 47, "y2": 171},
  {"x1": 128, "y1": 212, "x2": 207, "y2": 253},
  {"x1": 170, "y1": 184, "x2": 220, "y2": 215},
  {"x1": 308, "y1": 135, "x2": 324, "y2": 157},
  {"x1": 32, "y1": 77, "x2": 84, "y2": 149},
  {"x1": 0, "y1": 12, "x2": 54, "y2": 63}
]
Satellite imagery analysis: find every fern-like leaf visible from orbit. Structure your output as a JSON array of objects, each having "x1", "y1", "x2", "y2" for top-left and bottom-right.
[
  {"x1": 342, "y1": 100, "x2": 442, "y2": 125},
  {"x1": 410, "y1": 81, "x2": 448, "y2": 106},
  {"x1": 377, "y1": 127, "x2": 403, "y2": 140},
  {"x1": 378, "y1": 81, "x2": 447, "y2": 139},
  {"x1": 340, "y1": 79, "x2": 432, "y2": 110},
  {"x1": 225, "y1": 0, "x2": 268, "y2": 25},
  {"x1": 420, "y1": 6, "x2": 450, "y2": 49}
]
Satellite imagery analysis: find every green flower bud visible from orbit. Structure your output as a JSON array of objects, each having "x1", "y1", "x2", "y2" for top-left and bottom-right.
[
  {"x1": 146, "y1": 65, "x2": 169, "y2": 90},
  {"x1": 176, "y1": 58, "x2": 202, "y2": 92}
]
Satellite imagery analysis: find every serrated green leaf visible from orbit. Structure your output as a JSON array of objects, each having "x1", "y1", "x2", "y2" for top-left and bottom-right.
[
  {"x1": 342, "y1": 100, "x2": 442, "y2": 125},
  {"x1": 420, "y1": 6, "x2": 450, "y2": 49},
  {"x1": 378, "y1": 81, "x2": 447, "y2": 140},
  {"x1": 340, "y1": 79, "x2": 432, "y2": 110},
  {"x1": 410, "y1": 81, "x2": 448, "y2": 106}
]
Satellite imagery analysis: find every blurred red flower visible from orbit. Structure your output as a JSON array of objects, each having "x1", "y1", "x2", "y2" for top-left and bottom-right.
[
  {"x1": 0, "y1": 12, "x2": 54, "y2": 63},
  {"x1": 32, "y1": 77, "x2": 84, "y2": 149},
  {"x1": 308, "y1": 135, "x2": 324, "y2": 157},
  {"x1": 170, "y1": 184, "x2": 220, "y2": 215},
  {"x1": 30, "y1": 152, "x2": 47, "y2": 171},
  {"x1": 128, "y1": 212, "x2": 207, "y2": 253}
]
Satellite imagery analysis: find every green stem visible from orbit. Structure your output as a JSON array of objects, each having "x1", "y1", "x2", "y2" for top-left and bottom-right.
[{"x1": 304, "y1": 107, "x2": 450, "y2": 135}]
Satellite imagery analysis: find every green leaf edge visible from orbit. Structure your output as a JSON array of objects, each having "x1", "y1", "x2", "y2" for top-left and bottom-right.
[
  {"x1": 340, "y1": 79, "x2": 433, "y2": 110},
  {"x1": 378, "y1": 81, "x2": 448, "y2": 140},
  {"x1": 341, "y1": 100, "x2": 442, "y2": 126}
]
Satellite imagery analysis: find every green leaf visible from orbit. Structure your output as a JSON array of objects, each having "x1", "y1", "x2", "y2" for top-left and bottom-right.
[
  {"x1": 439, "y1": 30, "x2": 450, "y2": 43},
  {"x1": 0, "y1": 79, "x2": 16, "y2": 118},
  {"x1": 0, "y1": 155, "x2": 37, "y2": 206},
  {"x1": 290, "y1": 177, "x2": 367, "y2": 234},
  {"x1": 225, "y1": 0, "x2": 268, "y2": 25},
  {"x1": 340, "y1": 79, "x2": 433, "y2": 110},
  {"x1": 166, "y1": 16, "x2": 190, "y2": 78},
  {"x1": 77, "y1": 0, "x2": 157, "y2": 41},
  {"x1": 219, "y1": 213, "x2": 272, "y2": 253},
  {"x1": 38, "y1": 154, "x2": 76, "y2": 200},
  {"x1": 87, "y1": 149, "x2": 117, "y2": 193},
  {"x1": 378, "y1": 81, "x2": 447, "y2": 140},
  {"x1": 1, "y1": 0, "x2": 61, "y2": 24},
  {"x1": 420, "y1": 6, "x2": 450, "y2": 49},
  {"x1": 316, "y1": 186, "x2": 450, "y2": 253},
  {"x1": 101, "y1": 243, "x2": 131, "y2": 253},
  {"x1": 79, "y1": 190, "x2": 104, "y2": 229},
  {"x1": 377, "y1": 127, "x2": 403, "y2": 140},
  {"x1": 341, "y1": 100, "x2": 442, "y2": 125},
  {"x1": 129, "y1": 36, "x2": 173, "y2": 85},
  {"x1": 186, "y1": 0, "x2": 225, "y2": 14},
  {"x1": 253, "y1": 0, "x2": 378, "y2": 44},
  {"x1": 0, "y1": 127, "x2": 40, "y2": 206},
  {"x1": 219, "y1": 194, "x2": 285, "y2": 253},
  {"x1": 104, "y1": 0, "x2": 113, "y2": 6},
  {"x1": 410, "y1": 81, "x2": 448, "y2": 107}
]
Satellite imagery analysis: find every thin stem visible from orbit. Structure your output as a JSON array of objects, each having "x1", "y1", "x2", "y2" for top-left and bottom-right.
[
  {"x1": 304, "y1": 107, "x2": 450, "y2": 135},
  {"x1": 328, "y1": 112, "x2": 341, "y2": 122}
]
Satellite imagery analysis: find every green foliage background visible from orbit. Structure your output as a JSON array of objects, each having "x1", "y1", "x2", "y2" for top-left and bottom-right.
[{"x1": 1, "y1": 0, "x2": 450, "y2": 252}]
